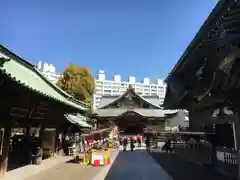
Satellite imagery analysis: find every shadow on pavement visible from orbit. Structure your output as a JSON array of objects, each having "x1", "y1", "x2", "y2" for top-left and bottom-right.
[
  {"x1": 104, "y1": 149, "x2": 145, "y2": 180},
  {"x1": 65, "y1": 158, "x2": 83, "y2": 164},
  {"x1": 150, "y1": 152, "x2": 234, "y2": 180}
]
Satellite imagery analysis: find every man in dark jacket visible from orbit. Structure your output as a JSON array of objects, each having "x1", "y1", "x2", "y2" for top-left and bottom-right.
[
  {"x1": 137, "y1": 136, "x2": 141, "y2": 148},
  {"x1": 123, "y1": 137, "x2": 128, "y2": 152},
  {"x1": 145, "y1": 136, "x2": 150, "y2": 152},
  {"x1": 130, "y1": 137, "x2": 135, "y2": 151}
]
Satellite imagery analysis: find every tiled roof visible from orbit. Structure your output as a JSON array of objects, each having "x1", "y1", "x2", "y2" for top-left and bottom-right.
[
  {"x1": 95, "y1": 108, "x2": 178, "y2": 118},
  {"x1": 166, "y1": 0, "x2": 232, "y2": 82},
  {"x1": 98, "y1": 87, "x2": 162, "y2": 109},
  {"x1": 0, "y1": 45, "x2": 88, "y2": 111},
  {"x1": 143, "y1": 96, "x2": 163, "y2": 108},
  {"x1": 65, "y1": 114, "x2": 91, "y2": 128},
  {"x1": 99, "y1": 96, "x2": 117, "y2": 108}
]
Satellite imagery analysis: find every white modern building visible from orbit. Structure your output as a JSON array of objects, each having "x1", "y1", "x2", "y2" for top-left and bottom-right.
[
  {"x1": 36, "y1": 61, "x2": 61, "y2": 84},
  {"x1": 94, "y1": 70, "x2": 166, "y2": 109},
  {"x1": 36, "y1": 61, "x2": 167, "y2": 109}
]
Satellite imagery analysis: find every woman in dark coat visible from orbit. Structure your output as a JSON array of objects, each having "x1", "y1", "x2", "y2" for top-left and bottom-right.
[
  {"x1": 137, "y1": 137, "x2": 141, "y2": 148},
  {"x1": 145, "y1": 136, "x2": 150, "y2": 152},
  {"x1": 130, "y1": 137, "x2": 135, "y2": 151},
  {"x1": 123, "y1": 137, "x2": 128, "y2": 152}
]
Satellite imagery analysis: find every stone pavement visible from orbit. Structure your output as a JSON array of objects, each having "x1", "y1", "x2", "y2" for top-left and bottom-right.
[
  {"x1": 3, "y1": 156, "x2": 73, "y2": 180},
  {"x1": 24, "y1": 161, "x2": 103, "y2": 180},
  {"x1": 23, "y1": 149, "x2": 119, "y2": 180},
  {"x1": 150, "y1": 151, "x2": 234, "y2": 180},
  {"x1": 92, "y1": 149, "x2": 119, "y2": 180},
  {"x1": 105, "y1": 149, "x2": 173, "y2": 180}
]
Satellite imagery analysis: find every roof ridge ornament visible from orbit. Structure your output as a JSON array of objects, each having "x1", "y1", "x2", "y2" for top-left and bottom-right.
[
  {"x1": 128, "y1": 84, "x2": 134, "y2": 90},
  {"x1": 0, "y1": 57, "x2": 10, "y2": 68}
]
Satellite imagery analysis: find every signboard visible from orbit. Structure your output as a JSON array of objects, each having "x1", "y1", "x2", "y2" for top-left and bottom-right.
[
  {"x1": 143, "y1": 128, "x2": 153, "y2": 133},
  {"x1": 91, "y1": 152, "x2": 104, "y2": 165}
]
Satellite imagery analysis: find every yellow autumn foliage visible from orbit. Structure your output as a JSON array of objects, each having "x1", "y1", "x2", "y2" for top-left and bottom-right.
[{"x1": 57, "y1": 63, "x2": 95, "y2": 105}]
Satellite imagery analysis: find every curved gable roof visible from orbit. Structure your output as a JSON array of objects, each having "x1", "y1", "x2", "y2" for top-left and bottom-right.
[
  {"x1": 0, "y1": 44, "x2": 89, "y2": 111},
  {"x1": 165, "y1": 0, "x2": 232, "y2": 82},
  {"x1": 99, "y1": 86, "x2": 162, "y2": 109},
  {"x1": 95, "y1": 108, "x2": 178, "y2": 118}
]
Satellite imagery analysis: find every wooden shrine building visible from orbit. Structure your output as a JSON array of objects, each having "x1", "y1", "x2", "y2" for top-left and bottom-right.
[
  {"x1": 93, "y1": 86, "x2": 178, "y2": 135},
  {"x1": 163, "y1": 0, "x2": 240, "y2": 179},
  {"x1": 0, "y1": 45, "x2": 89, "y2": 177}
]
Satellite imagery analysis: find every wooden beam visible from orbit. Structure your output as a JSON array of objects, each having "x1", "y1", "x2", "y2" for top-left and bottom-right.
[{"x1": 9, "y1": 107, "x2": 29, "y2": 118}]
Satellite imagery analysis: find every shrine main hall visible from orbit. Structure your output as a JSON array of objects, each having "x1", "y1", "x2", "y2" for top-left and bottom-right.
[{"x1": 93, "y1": 86, "x2": 185, "y2": 134}]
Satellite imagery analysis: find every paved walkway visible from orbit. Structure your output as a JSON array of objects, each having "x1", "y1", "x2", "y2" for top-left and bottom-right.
[
  {"x1": 24, "y1": 161, "x2": 104, "y2": 180},
  {"x1": 24, "y1": 150, "x2": 118, "y2": 180},
  {"x1": 150, "y1": 151, "x2": 234, "y2": 180},
  {"x1": 5, "y1": 146, "x2": 233, "y2": 180},
  {"x1": 3, "y1": 156, "x2": 73, "y2": 180},
  {"x1": 105, "y1": 149, "x2": 172, "y2": 180}
]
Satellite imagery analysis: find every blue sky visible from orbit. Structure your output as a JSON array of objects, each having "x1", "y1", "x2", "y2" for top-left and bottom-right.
[{"x1": 1, "y1": 0, "x2": 216, "y2": 81}]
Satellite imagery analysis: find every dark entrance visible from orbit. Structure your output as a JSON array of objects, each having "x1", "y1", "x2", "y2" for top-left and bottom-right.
[
  {"x1": 123, "y1": 126, "x2": 143, "y2": 134},
  {"x1": 115, "y1": 112, "x2": 145, "y2": 135}
]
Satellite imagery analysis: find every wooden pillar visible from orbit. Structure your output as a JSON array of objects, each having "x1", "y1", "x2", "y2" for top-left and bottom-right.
[
  {"x1": 59, "y1": 128, "x2": 67, "y2": 156},
  {"x1": 189, "y1": 108, "x2": 214, "y2": 131},
  {"x1": 188, "y1": 109, "x2": 194, "y2": 129},
  {"x1": 234, "y1": 112, "x2": 240, "y2": 180},
  {"x1": 188, "y1": 109, "x2": 202, "y2": 131},
  {"x1": 232, "y1": 121, "x2": 238, "y2": 150},
  {"x1": 25, "y1": 127, "x2": 30, "y2": 136},
  {"x1": 39, "y1": 125, "x2": 45, "y2": 148},
  {"x1": 0, "y1": 126, "x2": 11, "y2": 178},
  {"x1": 203, "y1": 108, "x2": 217, "y2": 169},
  {"x1": 96, "y1": 120, "x2": 99, "y2": 129},
  {"x1": 54, "y1": 128, "x2": 60, "y2": 155},
  {"x1": 210, "y1": 139, "x2": 218, "y2": 169},
  {"x1": 80, "y1": 135, "x2": 86, "y2": 153}
]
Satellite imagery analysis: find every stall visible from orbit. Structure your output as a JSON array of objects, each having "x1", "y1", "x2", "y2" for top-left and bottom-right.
[{"x1": 82, "y1": 128, "x2": 112, "y2": 166}]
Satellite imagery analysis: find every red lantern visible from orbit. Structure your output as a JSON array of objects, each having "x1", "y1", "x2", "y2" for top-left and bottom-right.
[{"x1": 113, "y1": 126, "x2": 119, "y2": 137}]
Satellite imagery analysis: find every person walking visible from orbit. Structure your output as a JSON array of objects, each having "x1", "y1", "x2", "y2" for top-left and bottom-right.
[
  {"x1": 137, "y1": 136, "x2": 141, "y2": 148},
  {"x1": 130, "y1": 137, "x2": 135, "y2": 151},
  {"x1": 145, "y1": 136, "x2": 150, "y2": 152},
  {"x1": 169, "y1": 139, "x2": 174, "y2": 154},
  {"x1": 123, "y1": 137, "x2": 128, "y2": 152},
  {"x1": 165, "y1": 139, "x2": 174, "y2": 153}
]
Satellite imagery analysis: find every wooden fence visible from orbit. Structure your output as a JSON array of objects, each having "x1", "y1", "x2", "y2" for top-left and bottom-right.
[
  {"x1": 174, "y1": 142, "x2": 212, "y2": 165},
  {"x1": 216, "y1": 148, "x2": 238, "y2": 178},
  {"x1": 175, "y1": 143, "x2": 239, "y2": 178}
]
